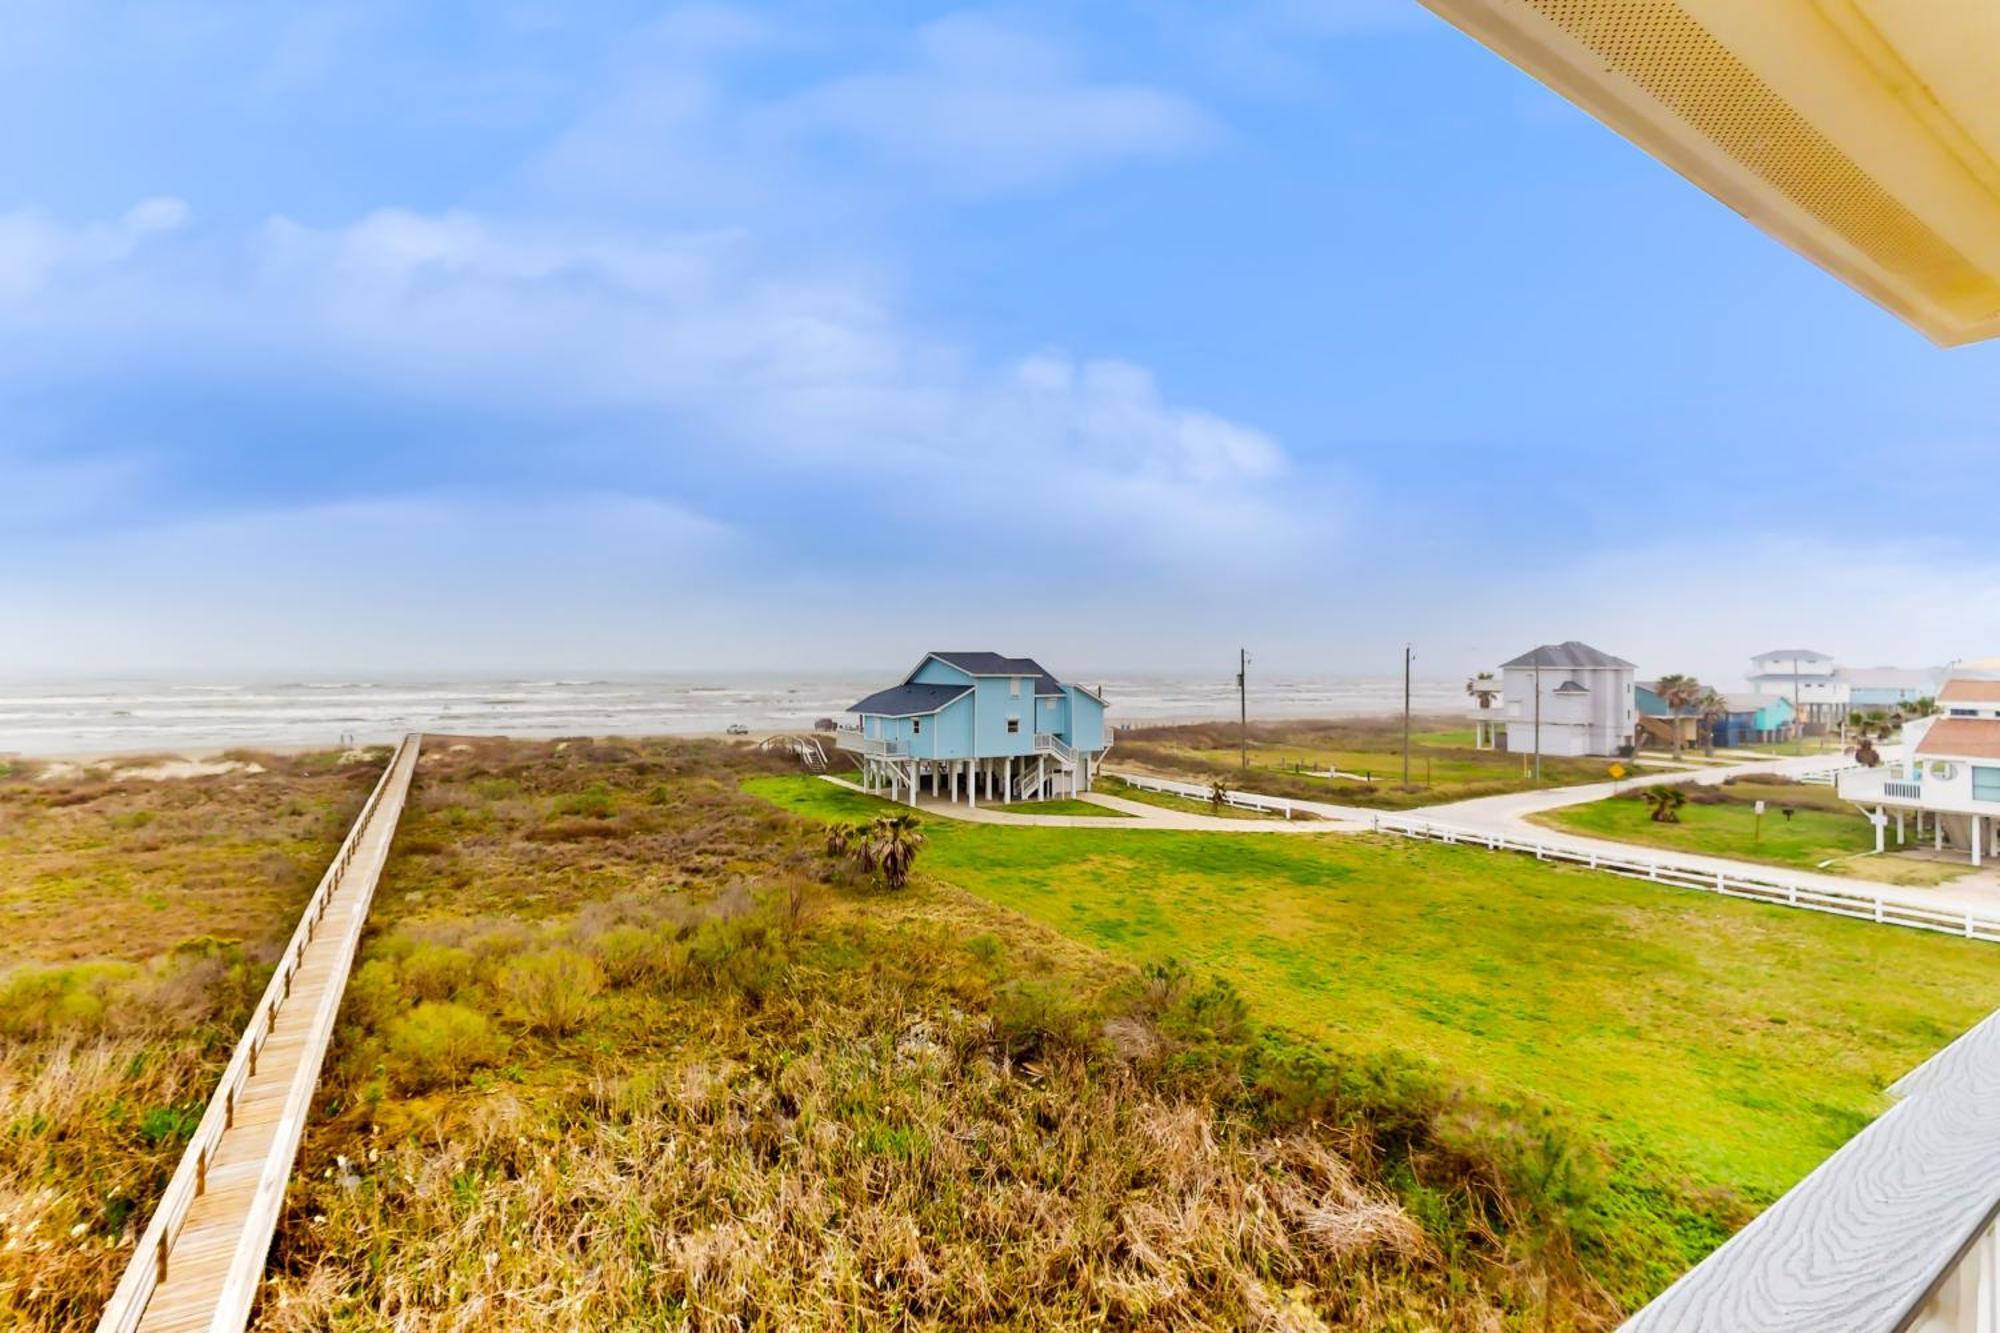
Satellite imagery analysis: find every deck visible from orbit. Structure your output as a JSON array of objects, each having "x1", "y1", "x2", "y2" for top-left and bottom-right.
[{"x1": 96, "y1": 734, "x2": 423, "y2": 1333}]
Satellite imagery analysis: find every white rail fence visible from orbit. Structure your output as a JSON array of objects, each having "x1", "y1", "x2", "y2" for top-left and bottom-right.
[
  {"x1": 1110, "y1": 772, "x2": 1305, "y2": 820},
  {"x1": 1373, "y1": 813, "x2": 2000, "y2": 943},
  {"x1": 95, "y1": 734, "x2": 421, "y2": 1333}
]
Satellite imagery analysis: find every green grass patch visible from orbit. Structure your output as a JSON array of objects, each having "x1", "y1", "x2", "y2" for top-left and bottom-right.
[
  {"x1": 992, "y1": 798, "x2": 1131, "y2": 818},
  {"x1": 1538, "y1": 782, "x2": 1971, "y2": 887},
  {"x1": 748, "y1": 773, "x2": 2000, "y2": 1298},
  {"x1": 1100, "y1": 777, "x2": 1283, "y2": 819}
]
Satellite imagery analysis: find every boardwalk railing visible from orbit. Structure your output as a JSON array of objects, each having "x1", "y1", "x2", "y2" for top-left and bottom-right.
[
  {"x1": 96, "y1": 734, "x2": 422, "y2": 1333},
  {"x1": 1373, "y1": 812, "x2": 2000, "y2": 943},
  {"x1": 1111, "y1": 772, "x2": 1302, "y2": 819}
]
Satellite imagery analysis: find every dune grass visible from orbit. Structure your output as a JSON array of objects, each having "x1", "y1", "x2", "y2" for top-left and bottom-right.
[
  {"x1": 750, "y1": 775, "x2": 2000, "y2": 1308},
  {"x1": 1536, "y1": 779, "x2": 1972, "y2": 887},
  {"x1": 0, "y1": 749, "x2": 385, "y2": 1331},
  {"x1": 251, "y1": 739, "x2": 1596, "y2": 1329}
]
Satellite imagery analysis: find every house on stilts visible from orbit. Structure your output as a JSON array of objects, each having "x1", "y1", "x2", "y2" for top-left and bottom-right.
[{"x1": 836, "y1": 652, "x2": 1109, "y2": 806}]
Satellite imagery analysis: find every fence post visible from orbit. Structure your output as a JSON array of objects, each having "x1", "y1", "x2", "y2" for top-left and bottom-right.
[
  {"x1": 156, "y1": 1232, "x2": 169, "y2": 1283},
  {"x1": 1968, "y1": 911, "x2": 1977, "y2": 939}
]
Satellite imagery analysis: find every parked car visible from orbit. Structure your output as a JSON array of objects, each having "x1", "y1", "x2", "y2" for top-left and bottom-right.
[{"x1": 725, "y1": 723, "x2": 750, "y2": 736}]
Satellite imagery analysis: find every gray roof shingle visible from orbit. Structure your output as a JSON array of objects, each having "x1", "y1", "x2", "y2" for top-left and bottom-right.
[
  {"x1": 927, "y1": 652, "x2": 1064, "y2": 696},
  {"x1": 1500, "y1": 641, "x2": 1636, "y2": 670},
  {"x1": 847, "y1": 682, "x2": 972, "y2": 717}
]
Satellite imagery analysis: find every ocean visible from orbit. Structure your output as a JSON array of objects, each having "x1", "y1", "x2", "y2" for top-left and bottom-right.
[{"x1": 0, "y1": 673, "x2": 1471, "y2": 757}]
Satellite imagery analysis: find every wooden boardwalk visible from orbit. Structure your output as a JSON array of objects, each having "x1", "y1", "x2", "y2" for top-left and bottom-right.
[{"x1": 97, "y1": 735, "x2": 423, "y2": 1333}]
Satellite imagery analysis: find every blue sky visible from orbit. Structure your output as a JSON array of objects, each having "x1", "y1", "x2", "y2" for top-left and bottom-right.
[{"x1": 5, "y1": 0, "x2": 1997, "y2": 682}]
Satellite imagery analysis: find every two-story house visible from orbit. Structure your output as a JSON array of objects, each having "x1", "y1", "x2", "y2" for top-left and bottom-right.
[
  {"x1": 838, "y1": 652, "x2": 1109, "y2": 806},
  {"x1": 1837, "y1": 679, "x2": 2000, "y2": 864},
  {"x1": 1748, "y1": 649, "x2": 1848, "y2": 726},
  {"x1": 1496, "y1": 641, "x2": 1636, "y2": 758}
]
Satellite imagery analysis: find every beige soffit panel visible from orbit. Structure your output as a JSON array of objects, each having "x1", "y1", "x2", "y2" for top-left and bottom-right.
[{"x1": 1416, "y1": 0, "x2": 2000, "y2": 345}]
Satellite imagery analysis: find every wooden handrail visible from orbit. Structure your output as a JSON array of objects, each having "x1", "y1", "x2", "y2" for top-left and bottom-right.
[{"x1": 95, "y1": 735, "x2": 422, "y2": 1333}]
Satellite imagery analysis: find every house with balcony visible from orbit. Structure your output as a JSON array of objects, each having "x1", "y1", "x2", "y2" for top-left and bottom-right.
[
  {"x1": 1836, "y1": 679, "x2": 2000, "y2": 865},
  {"x1": 1494, "y1": 641, "x2": 1636, "y2": 758},
  {"x1": 1710, "y1": 693, "x2": 1798, "y2": 749},
  {"x1": 838, "y1": 652, "x2": 1109, "y2": 806}
]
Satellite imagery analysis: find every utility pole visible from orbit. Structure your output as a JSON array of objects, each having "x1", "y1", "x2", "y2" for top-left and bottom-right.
[
  {"x1": 1532, "y1": 658, "x2": 1543, "y2": 784},
  {"x1": 1792, "y1": 653, "x2": 1803, "y2": 754},
  {"x1": 1402, "y1": 644, "x2": 1413, "y2": 787},
  {"x1": 1237, "y1": 648, "x2": 1249, "y2": 771}
]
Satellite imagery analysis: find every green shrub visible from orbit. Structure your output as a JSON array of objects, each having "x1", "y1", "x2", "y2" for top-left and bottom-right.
[
  {"x1": 502, "y1": 950, "x2": 604, "y2": 1035},
  {"x1": 385, "y1": 1002, "x2": 503, "y2": 1091},
  {"x1": 590, "y1": 925, "x2": 684, "y2": 987},
  {"x1": 400, "y1": 943, "x2": 478, "y2": 1002},
  {"x1": 552, "y1": 784, "x2": 617, "y2": 820}
]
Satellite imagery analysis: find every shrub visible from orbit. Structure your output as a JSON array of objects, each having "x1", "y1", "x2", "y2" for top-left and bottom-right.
[
  {"x1": 503, "y1": 950, "x2": 604, "y2": 1035},
  {"x1": 552, "y1": 784, "x2": 618, "y2": 819},
  {"x1": 384, "y1": 1002, "x2": 503, "y2": 1091},
  {"x1": 400, "y1": 943, "x2": 478, "y2": 1002},
  {"x1": 591, "y1": 925, "x2": 685, "y2": 987}
]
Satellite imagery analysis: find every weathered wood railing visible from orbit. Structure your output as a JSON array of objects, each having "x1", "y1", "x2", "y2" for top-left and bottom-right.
[
  {"x1": 1623, "y1": 1006, "x2": 2000, "y2": 1331},
  {"x1": 1373, "y1": 813, "x2": 2000, "y2": 943},
  {"x1": 95, "y1": 733, "x2": 422, "y2": 1333}
]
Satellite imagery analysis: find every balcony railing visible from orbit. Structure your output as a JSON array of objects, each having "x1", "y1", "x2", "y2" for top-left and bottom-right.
[{"x1": 834, "y1": 730, "x2": 905, "y2": 758}]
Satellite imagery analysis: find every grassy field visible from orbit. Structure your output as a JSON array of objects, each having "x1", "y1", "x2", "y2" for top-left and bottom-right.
[
  {"x1": 751, "y1": 775, "x2": 2000, "y2": 1307},
  {"x1": 1536, "y1": 779, "x2": 1971, "y2": 887},
  {"x1": 1114, "y1": 716, "x2": 1641, "y2": 809},
  {"x1": 0, "y1": 749, "x2": 384, "y2": 1330},
  {"x1": 250, "y1": 739, "x2": 1581, "y2": 1329},
  {"x1": 1100, "y1": 776, "x2": 1289, "y2": 819}
]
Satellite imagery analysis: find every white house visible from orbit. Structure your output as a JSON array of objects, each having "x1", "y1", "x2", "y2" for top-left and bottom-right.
[
  {"x1": 1748, "y1": 649, "x2": 1849, "y2": 726},
  {"x1": 1836, "y1": 679, "x2": 2000, "y2": 864},
  {"x1": 1496, "y1": 641, "x2": 1636, "y2": 759}
]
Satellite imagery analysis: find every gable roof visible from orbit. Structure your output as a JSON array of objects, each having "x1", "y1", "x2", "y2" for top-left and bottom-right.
[
  {"x1": 1552, "y1": 680, "x2": 1589, "y2": 694},
  {"x1": 1838, "y1": 666, "x2": 1939, "y2": 690},
  {"x1": 847, "y1": 682, "x2": 971, "y2": 717},
  {"x1": 1724, "y1": 692, "x2": 1789, "y2": 714},
  {"x1": 1915, "y1": 717, "x2": 2000, "y2": 761},
  {"x1": 1501, "y1": 641, "x2": 1635, "y2": 670},
  {"x1": 921, "y1": 651, "x2": 1064, "y2": 696},
  {"x1": 1752, "y1": 649, "x2": 1833, "y2": 662},
  {"x1": 1939, "y1": 679, "x2": 2000, "y2": 704}
]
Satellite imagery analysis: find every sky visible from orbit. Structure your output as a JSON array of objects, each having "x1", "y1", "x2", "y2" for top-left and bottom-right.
[{"x1": 4, "y1": 0, "x2": 1998, "y2": 685}]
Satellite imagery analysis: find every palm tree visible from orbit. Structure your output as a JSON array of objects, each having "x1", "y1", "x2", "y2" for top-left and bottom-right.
[
  {"x1": 1696, "y1": 688, "x2": 1728, "y2": 758},
  {"x1": 1207, "y1": 778, "x2": 1229, "y2": 811},
  {"x1": 1656, "y1": 673, "x2": 1701, "y2": 760},
  {"x1": 1642, "y1": 784, "x2": 1687, "y2": 823},
  {"x1": 1910, "y1": 696, "x2": 1938, "y2": 719},
  {"x1": 866, "y1": 814, "x2": 926, "y2": 890},
  {"x1": 825, "y1": 822, "x2": 861, "y2": 860},
  {"x1": 1466, "y1": 672, "x2": 1499, "y2": 708}
]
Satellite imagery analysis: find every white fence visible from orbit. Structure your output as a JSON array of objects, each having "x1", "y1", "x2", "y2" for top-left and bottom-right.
[
  {"x1": 1111, "y1": 772, "x2": 1305, "y2": 820},
  {"x1": 1374, "y1": 813, "x2": 2000, "y2": 944}
]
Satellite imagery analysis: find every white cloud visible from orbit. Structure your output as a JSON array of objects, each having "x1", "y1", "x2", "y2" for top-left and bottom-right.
[
  {"x1": 769, "y1": 13, "x2": 1216, "y2": 192},
  {"x1": 0, "y1": 196, "x2": 188, "y2": 299}
]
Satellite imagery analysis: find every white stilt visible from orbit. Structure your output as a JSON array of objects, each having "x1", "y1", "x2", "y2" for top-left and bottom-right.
[
  {"x1": 1896, "y1": 811, "x2": 1905, "y2": 845},
  {"x1": 1975, "y1": 816, "x2": 1984, "y2": 868},
  {"x1": 1937, "y1": 818, "x2": 1945, "y2": 851},
  {"x1": 1874, "y1": 806, "x2": 1886, "y2": 853}
]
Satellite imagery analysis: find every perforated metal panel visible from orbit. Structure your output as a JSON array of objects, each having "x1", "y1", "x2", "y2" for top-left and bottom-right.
[{"x1": 1523, "y1": 0, "x2": 1999, "y2": 323}]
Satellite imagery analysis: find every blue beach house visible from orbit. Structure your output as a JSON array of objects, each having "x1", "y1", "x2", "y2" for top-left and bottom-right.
[
  {"x1": 838, "y1": 652, "x2": 1110, "y2": 806},
  {"x1": 1710, "y1": 693, "x2": 1798, "y2": 749}
]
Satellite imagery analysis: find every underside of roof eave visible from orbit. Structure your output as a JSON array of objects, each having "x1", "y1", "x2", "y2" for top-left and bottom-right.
[{"x1": 1415, "y1": 0, "x2": 2000, "y2": 347}]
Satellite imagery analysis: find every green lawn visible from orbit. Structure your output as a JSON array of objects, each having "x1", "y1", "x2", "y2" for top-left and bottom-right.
[
  {"x1": 1538, "y1": 783, "x2": 1971, "y2": 887},
  {"x1": 993, "y1": 797, "x2": 1130, "y2": 818},
  {"x1": 749, "y1": 775, "x2": 1998, "y2": 1215}
]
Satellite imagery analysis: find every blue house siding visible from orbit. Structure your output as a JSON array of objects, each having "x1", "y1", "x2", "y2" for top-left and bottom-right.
[{"x1": 1067, "y1": 687, "x2": 1106, "y2": 751}]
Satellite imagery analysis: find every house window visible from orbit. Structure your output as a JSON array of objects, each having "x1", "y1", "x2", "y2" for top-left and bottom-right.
[
  {"x1": 1975, "y1": 768, "x2": 2000, "y2": 803},
  {"x1": 1006, "y1": 718, "x2": 1020, "y2": 734},
  {"x1": 912, "y1": 718, "x2": 922, "y2": 735},
  {"x1": 1951, "y1": 708, "x2": 1977, "y2": 717},
  {"x1": 1010, "y1": 677, "x2": 1022, "y2": 698}
]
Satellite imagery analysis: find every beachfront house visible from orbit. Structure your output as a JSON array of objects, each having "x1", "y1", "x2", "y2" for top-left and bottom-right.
[
  {"x1": 1748, "y1": 649, "x2": 1847, "y2": 727},
  {"x1": 1708, "y1": 693, "x2": 1798, "y2": 749},
  {"x1": 1495, "y1": 642, "x2": 1636, "y2": 759},
  {"x1": 837, "y1": 652, "x2": 1109, "y2": 806},
  {"x1": 1838, "y1": 665, "x2": 1944, "y2": 711},
  {"x1": 1633, "y1": 681, "x2": 1699, "y2": 751},
  {"x1": 1837, "y1": 679, "x2": 2000, "y2": 864}
]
